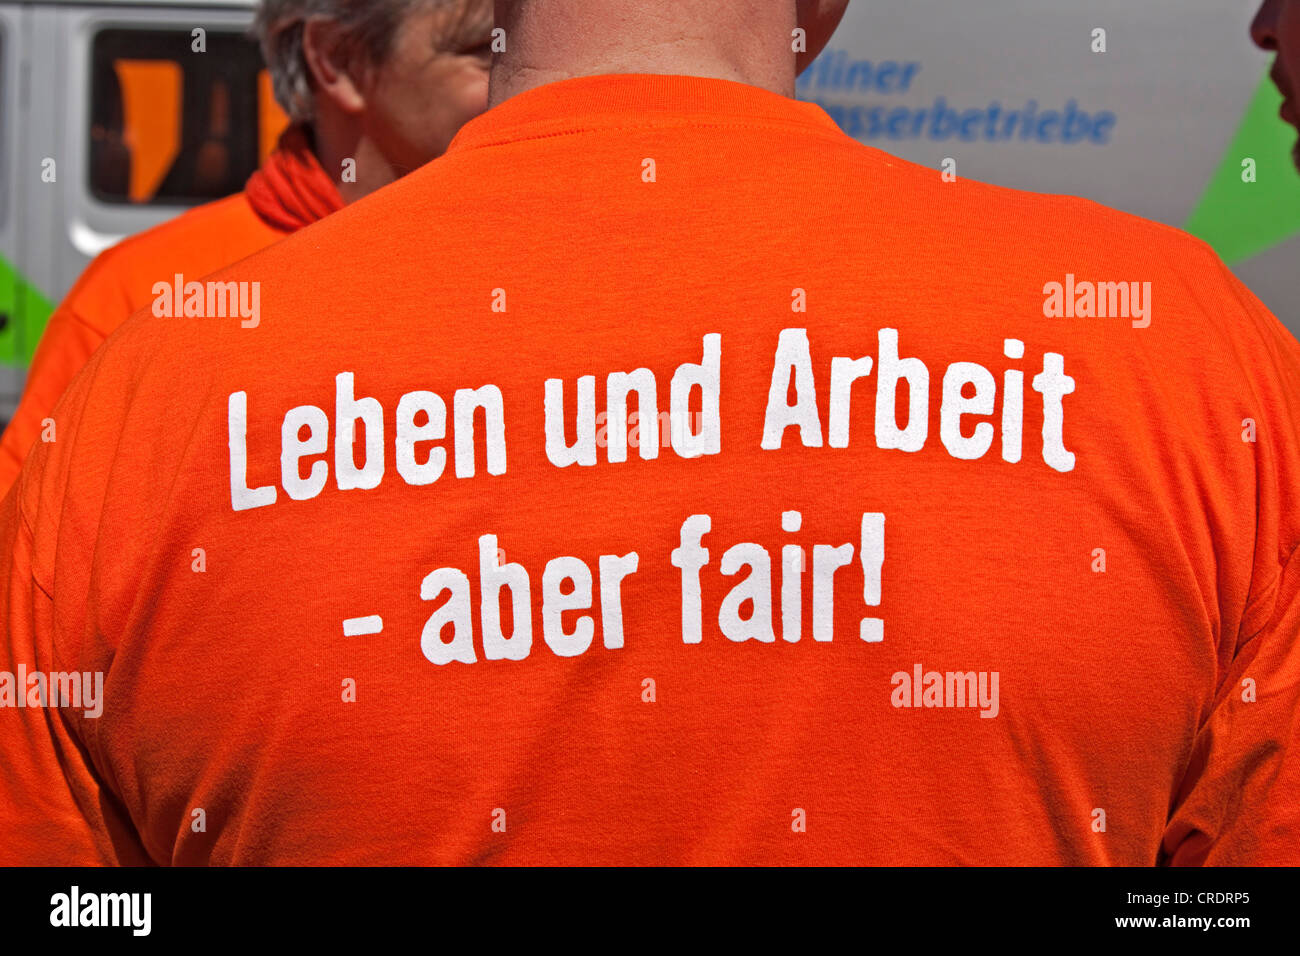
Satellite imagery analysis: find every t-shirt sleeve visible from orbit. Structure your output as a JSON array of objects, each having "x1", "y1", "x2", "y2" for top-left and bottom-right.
[
  {"x1": 1161, "y1": 261, "x2": 1300, "y2": 865},
  {"x1": 0, "y1": 484, "x2": 110, "y2": 863},
  {"x1": 0, "y1": 348, "x2": 142, "y2": 865},
  {"x1": 1162, "y1": 544, "x2": 1300, "y2": 864}
]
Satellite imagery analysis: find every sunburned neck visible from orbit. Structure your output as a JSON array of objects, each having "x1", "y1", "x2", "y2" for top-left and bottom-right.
[{"x1": 488, "y1": 0, "x2": 799, "y2": 107}]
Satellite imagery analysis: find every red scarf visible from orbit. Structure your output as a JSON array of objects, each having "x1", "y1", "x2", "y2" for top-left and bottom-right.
[{"x1": 244, "y1": 125, "x2": 344, "y2": 233}]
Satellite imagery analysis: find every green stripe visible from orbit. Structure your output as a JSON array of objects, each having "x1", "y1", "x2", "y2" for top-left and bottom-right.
[
  {"x1": 1184, "y1": 70, "x2": 1300, "y2": 264},
  {"x1": 0, "y1": 253, "x2": 55, "y2": 366}
]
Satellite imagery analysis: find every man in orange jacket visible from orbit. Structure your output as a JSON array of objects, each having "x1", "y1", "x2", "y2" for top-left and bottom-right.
[
  {"x1": 2, "y1": 0, "x2": 1297, "y2": 866},
  {"x1": 0, "y1": 0, "x2": 494, "y2": 496}
]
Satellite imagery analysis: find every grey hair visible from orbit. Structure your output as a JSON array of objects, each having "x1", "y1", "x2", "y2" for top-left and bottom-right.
[{"x1": 255, "y1": 0, "x2": 429, "y2": 124}]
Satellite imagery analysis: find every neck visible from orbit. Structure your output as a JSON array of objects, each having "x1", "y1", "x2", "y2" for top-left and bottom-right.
[
  {"x1": 310, "y1": 109, "x2": 399, "y2": 205},
  {"x1": 489, "y1": 0, "x2": 799, "y2": 107}
]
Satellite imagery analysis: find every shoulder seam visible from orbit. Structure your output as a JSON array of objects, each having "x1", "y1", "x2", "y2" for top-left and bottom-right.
[
  {"x1": 1238, "y1": 536, "x2": 1300, "y2": 647},
  {"x1": 17, "y1": 493, "x2": 54, "y2": 603}
]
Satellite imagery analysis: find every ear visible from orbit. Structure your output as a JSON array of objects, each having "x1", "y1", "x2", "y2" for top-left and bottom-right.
[{"x1": 301, "y1": 17, "x2": 368, "y2": 114}]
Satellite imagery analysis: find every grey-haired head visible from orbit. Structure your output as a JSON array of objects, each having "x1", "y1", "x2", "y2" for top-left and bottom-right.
[{"x1": 255, "y1": 0, "x2": 428, "y2": 123}]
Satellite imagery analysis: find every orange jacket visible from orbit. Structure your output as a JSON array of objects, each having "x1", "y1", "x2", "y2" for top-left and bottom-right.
[
  {"x1": 1, "y1": 75, "x2": 1297, "y2": 865},
  {"x1": 0, "y1": 127, "x2": 342, "y2": 497}
]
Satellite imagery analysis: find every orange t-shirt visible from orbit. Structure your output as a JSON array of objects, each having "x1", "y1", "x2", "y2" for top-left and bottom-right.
[
  {"x1": 1, "y1": 74, "x2": 1297, "y2": 865},
  {"x1": 0, "y1": 127, "x2": 342, "y2": 497}
]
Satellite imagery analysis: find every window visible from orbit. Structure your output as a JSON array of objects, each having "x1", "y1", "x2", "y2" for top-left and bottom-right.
[{"x1": 89, "y1": 28, "x2": 289, "y2": 206}]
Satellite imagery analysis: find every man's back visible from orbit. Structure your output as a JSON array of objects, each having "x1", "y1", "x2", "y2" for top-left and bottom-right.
[{"x1": 3, "y1": 74, "x2": 1298, "y2": 865}]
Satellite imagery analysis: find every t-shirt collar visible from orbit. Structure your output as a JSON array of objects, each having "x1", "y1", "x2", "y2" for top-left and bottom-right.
[{"x1": 445, "y1": 73, "x2": 844, "y2": 154}]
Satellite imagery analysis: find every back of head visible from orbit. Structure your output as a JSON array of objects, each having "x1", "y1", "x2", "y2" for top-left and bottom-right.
[
  {"x1": 257, "y1": 0, "x2": 423, "y2": 124},
  {"x1": 256, "y1": 0, "x2": 494, "y2": 196}
]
